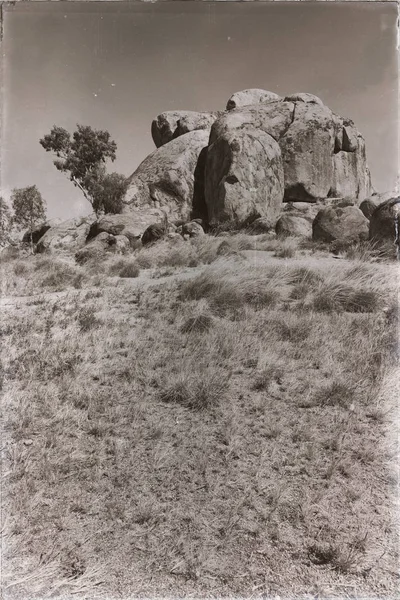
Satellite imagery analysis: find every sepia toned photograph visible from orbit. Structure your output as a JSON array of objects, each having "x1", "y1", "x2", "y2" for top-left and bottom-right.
[{"x1": 0, "y1": 1, "x2": 398, "y2": 598}]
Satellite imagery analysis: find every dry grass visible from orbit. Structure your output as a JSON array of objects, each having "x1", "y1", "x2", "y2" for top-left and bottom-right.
[{"x1": 1, "y1": 245, "x2": 398, "y2": 599}]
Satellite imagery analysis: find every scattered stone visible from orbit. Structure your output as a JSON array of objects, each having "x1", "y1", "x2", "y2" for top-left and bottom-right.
[
  {"x1": 275, "y1": 215, "x2": 312, "y2": 238},
  {"x1": 141, "y1": 223, "x2": 167, "y2": 246},
  {"x1": 181, "y1": 221, "x2": 205, "y2": 238},
  {"x1": 312, "y1": 205, "x2": 369, "y2": 243},
  {"x1": 88, "y1": 213, "x2": 154, "y2": 248}
]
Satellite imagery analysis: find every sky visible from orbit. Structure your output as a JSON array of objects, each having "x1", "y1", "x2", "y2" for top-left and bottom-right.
[{"x1": 1, "y1": 1, "x2": 398, "y2": 219}]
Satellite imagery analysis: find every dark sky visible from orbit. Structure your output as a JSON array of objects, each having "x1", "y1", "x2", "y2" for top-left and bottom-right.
[{"x1": 1, "y1": 1, "x2": 398, "y2": 219}]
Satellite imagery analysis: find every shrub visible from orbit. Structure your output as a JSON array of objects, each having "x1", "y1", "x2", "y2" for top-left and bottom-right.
[
  {"x1": 13, "y1": 261, "x2": 29, "y2": 276},
  {"x1": 180, "y1": 314, "x2": 214, "y2": 334},
  {"x1": 108, "y1": 258, "x2": 140, "y2": 278},
  {"x1": 179, "y1": 265, "x2": 285, "y2": 316},
  {"x1": 119, "y1": 262, "x2": 140, "y2": 278},
  {"x1": 77, "y1": 306, "x2": 102, "y2": 331},
  {"x1": 252, "y1": 365, "x2": 284, "y2": 391},
  {"x1": 311, "y1": 282, "x2": 354, "y2": 313},
  {"x1": 274, "y1": 237, "x2": 298, "y2": 258},
  {"x1": 313, "y1": 381, "x2": 355, "y2": 408},
  {"x1": 158, "y1": 370, "x2": 227, "y2": 410},
  {"x1": 0, "y1": 245, "x2": 21, "y2": 263},
  {"x1": 343, "y1": 289, "x2": 380, "y2": 313},
  {"x1": 40, "y1": 261, "x2": 84, "y2": 290}
]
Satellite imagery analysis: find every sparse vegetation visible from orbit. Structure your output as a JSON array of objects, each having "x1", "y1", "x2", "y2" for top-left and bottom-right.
[
  {"x1": 108, "y1": 257, "x2": 140, "y2": 278},
  {"x1": 1, "y1": 236, "x2": 398, "y2": 599},
  {"x1": 11, "y1": 185, "x2": 46, "y2": 253}
]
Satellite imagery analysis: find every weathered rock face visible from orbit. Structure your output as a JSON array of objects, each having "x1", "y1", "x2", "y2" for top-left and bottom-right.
[
  {"x1": 330, "y1": 135, "x2": 371, "y2": 201},
  {"x1": 369, "y1": 196, "x2": 400, "y2": 242},
  {"x1": 279, "y1": 101, "x2": 336, "y2": 202},
  {"x1": 226, "y1": 89, "x2": 282, "y2": 111},
  {"x1": 205, "y1": 128, "x2": 284, "y2": 226},
  {"x1": 312, "y1": 206, "x2": 369, "y2": 243},
  {"x1": 36, "y1": 215, "x2": 96, "y2": 253},
  {"x1": 207, "y1": 93, "x2": 371, "y2": 212},
  {"x1": 209, "y1": 101, "x2": 294, "y2": 146},
  {"x1": 283, "y1": 201, "x2": 320, "y2": 221},
  {"x1": 151, "y1": 111, "x2": 218, "y2": 148},
  {"x1": 124, "y1": 130, "x2": 209, "y2": 223},
  {"x1": 275, "y1": 214, "x2": 312, "y2": 238}
]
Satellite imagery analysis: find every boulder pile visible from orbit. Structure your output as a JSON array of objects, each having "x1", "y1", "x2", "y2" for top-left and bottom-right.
[
  {"x1": 24, "y1": 88, "x2": 395, "y2": 256},
  {"x1": 125, "y1": 89, "x2": 372, "y2": 229}
]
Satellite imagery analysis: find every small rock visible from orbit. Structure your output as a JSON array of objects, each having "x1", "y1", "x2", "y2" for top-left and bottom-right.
[
  {"x1": 141, "y1": 223, "x2": 166, "y2": 246},
  {"x1": 181, "y1": 221, "x2": 205, "y2": 238}
]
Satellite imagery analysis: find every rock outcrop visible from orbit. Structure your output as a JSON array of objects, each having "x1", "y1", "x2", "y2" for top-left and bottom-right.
[
  {"x1": 312, "y1": 205, "x2": 369, "y2": 243},
  {"x1": 87, "y1": 213, "x2": 157, "y2": 247},
  {"x1": 204, "y1": 91, "x2": 371, "y2": 225},
  {"x1": 22, "y1": 218, "x2": 62, "y2": 245},
  {"x1": 36, "y1": 215, "x2": 96, "y2": 253},
  {"x1": 124, "y1": 130, "x2": 209, "y2": 223},
  {"x1": 369, "y1": 195, "x2": 400, "y2": 243}
]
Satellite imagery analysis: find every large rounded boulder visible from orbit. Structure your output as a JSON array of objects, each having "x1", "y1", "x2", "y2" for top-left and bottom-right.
[
  {"x1": 226, "y1": 89, "x2": 282, "y2": 111},
  {"x1": 312, "y1": 205, "x2": 369, "y2": 243},
  {"x1": 124, "y1": 130, "x2": 209, "y2": 223},
  {"x1": 369, "y1": 196, "x2": 400, "y2": 242},
  {"x1": 205, "y1": 128, "x2": 284, "y2": 226},
  {"x1": 151, "y1": 111, "x2": 218, "y2": 148}
]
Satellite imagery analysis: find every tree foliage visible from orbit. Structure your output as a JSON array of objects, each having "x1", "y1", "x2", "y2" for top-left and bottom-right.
[
  {"x1": 0, "y1": 197, "x2": 12, "y2": 246},
  {"x1": 40, "y1": 124, "x2": 128, "y2": 216},
  {"x1": 11, "y1": 185, "x2": 46, "y2": 251}
]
